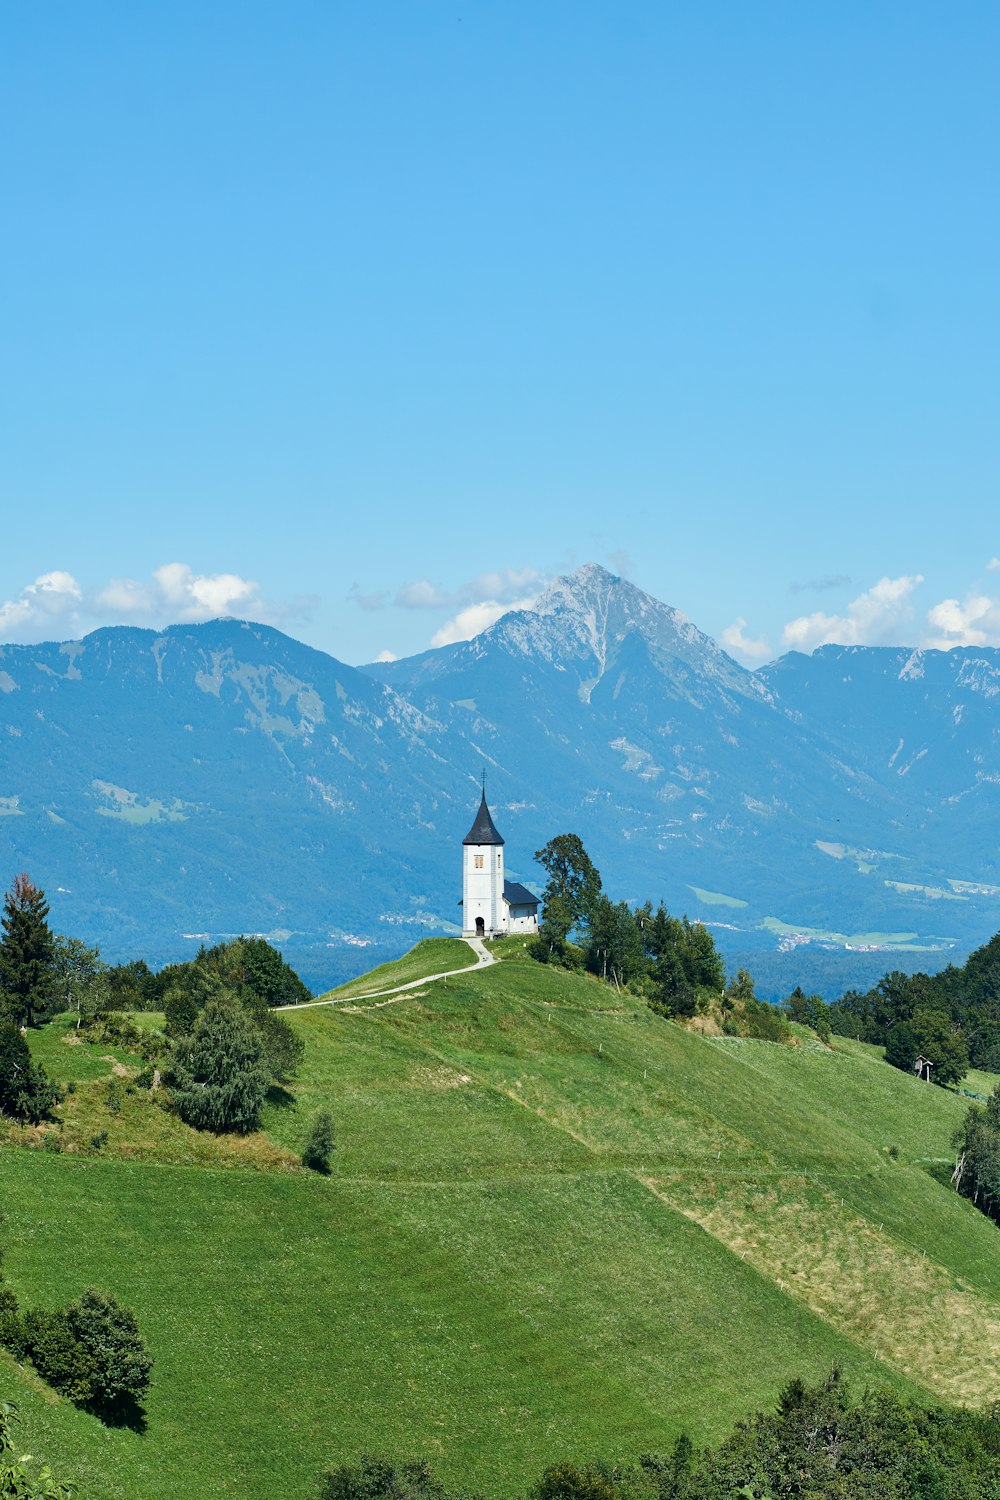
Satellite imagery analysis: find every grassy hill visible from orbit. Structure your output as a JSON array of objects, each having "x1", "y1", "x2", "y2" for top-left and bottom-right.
[{"x1": 3, "y1": 938, "x2": 1000, "y2": 1498}]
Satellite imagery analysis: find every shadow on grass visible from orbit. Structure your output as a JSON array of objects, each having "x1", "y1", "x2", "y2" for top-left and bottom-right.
[
  {"x1": 265, "y1": 1084, "x2": 296, "y2": 1111},
  {"x1": 83, "y1": 1395, "x2": 148, "y2": 1434}
]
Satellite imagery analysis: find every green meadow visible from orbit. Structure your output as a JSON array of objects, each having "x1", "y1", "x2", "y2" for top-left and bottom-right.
[{"x1": 2, "y1": 938, "x2": 999, "y2": 1498}]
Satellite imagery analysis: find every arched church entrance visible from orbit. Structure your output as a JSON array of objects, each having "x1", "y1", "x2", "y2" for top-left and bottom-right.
[{"x1": 475, "y1": 917, "x2": 485, "y2": 937}]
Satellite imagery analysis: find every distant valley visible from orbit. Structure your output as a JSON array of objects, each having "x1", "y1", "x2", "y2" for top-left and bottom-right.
[{"x1": 2, "y1": 563, "x2": 999, "y2": 996}]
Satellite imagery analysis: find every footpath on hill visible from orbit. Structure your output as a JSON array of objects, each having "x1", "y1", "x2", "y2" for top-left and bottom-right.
[{"x1": 278, "y1": 936, "x2": 495, "y2": 1010}]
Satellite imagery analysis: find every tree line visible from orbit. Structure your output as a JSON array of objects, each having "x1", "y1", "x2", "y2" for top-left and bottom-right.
[
  {"x1": 316, "y1": 1367, "x2": 1000, "y2": 1500},
  {"x1": 0, "y1": 871, "x2": 332, "y2": 1154},
  {"x1": 826, "y1": 930, "x2": 1000, "y2": 1087},
  {"x1": 530, "y1": 836, "x2": 792, "y2": 1042}
]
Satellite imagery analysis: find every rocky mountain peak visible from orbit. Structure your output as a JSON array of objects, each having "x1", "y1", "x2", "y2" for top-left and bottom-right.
[{"x1": 498, "y1": 563, "x2": 767, "y2": 704}]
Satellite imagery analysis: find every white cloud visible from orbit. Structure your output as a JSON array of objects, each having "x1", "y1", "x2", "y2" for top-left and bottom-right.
[
  {"x1": 0, "y1": 563, "x2": 306, "y2": 643},
  {"x1": 373, "y1": 649, "x2": 398, "y2": 663},
  {"x1": 152, "y1": 563, "x2": 263, "y2": 620},
  {"x1": 431, "y1": 596, "x2": 537, "y2": 648},
  {"x1": 987, "y1": 558, "x2": 1000, "y2": 573},
  {"x1": 396, "y1": 567, "x2": 548, "y2": 612},
  {"x1": 721, "y1": 617, "x2": 772, "y2": 664},
  {"x1": 926, "y1": 594, "x2": 1000, "y2": 648},
  {"x1": 0, "y1": 571, "x2": 85, "y2": 641},
  {"x1": 781, "y1": 574, "x2": 925, "y2": 652}
]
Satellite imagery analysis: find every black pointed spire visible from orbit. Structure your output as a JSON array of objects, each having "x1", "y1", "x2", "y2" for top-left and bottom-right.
[{"x1": 463, "y1": 789, "x2": 505, "y2": 846}]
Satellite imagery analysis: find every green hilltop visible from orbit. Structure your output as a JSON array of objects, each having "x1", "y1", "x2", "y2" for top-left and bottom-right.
[{"x1": 3, "y1": 936, "x2": 1000, "y2": 1499}]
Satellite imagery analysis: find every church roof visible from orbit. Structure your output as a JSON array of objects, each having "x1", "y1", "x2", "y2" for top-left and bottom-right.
[
  {"x1": 463, "y1": 791, "x2": 505, "y2": 846},
  {"x1": 503, "y1": 879, "x2": 539, "y2": 908}
]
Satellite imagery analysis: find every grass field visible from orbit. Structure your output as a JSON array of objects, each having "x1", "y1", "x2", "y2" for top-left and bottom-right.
[{"x1": 2, "y1": 937, "x2": 998, "y2": 1498}]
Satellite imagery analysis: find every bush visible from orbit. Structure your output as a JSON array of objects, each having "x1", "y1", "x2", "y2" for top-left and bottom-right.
[
  {"x1": 167, "y1": 996, "x2": 269, "y2": 1133},
  {"x1": 20, "y1": 1289, "x2": 152, "y2": 1417},
  {"x1": 302, "y1": 1111, "x2": 336, "y2": 1173},
  {"x1": 0, "y1": 1019, "x2": 61, "y2": 1123},
  {"x1": 65, "y1": 1287, "x2": 152, "y2": 1414},
  {"x1": 22, "y1": 1308, "x2": 97, "y2": 1405},
  {"x1": 319, "y1": 1455, "x2": 445, "y2": 1500},
  {"x1": 534, "y1": 1463, "x2": 617, "y2": 1500},
  {"x1": 0, "y1": 1402, "x2": 75, "y2": 1500}
]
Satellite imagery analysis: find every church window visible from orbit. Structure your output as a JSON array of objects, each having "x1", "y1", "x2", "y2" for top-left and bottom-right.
[{"x1": 475, "y1": 853, "x2": 484, "y2": 869}]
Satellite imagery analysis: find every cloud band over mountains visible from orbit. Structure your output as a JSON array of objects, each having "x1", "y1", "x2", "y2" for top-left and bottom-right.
[
  {"x1": 5, "y1": 560, "x2": 1000, "y2": 663},
  {"x1": 0, "y1": 565, "x2": 312, "y2": 644}
]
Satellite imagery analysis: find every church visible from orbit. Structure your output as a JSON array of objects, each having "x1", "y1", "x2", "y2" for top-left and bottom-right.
[{"x1": 461, "y1": 788, "x2": 540, "y2": 938}]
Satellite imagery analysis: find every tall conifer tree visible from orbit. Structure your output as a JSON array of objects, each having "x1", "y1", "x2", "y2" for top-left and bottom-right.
[{"x1": 0, "y1": 873, "x2": 56, "y2": 1027}]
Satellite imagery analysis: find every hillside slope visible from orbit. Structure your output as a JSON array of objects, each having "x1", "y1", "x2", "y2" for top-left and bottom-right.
[{"x1": 2, "y1": 941, "x2": 999, "y2": 1498}]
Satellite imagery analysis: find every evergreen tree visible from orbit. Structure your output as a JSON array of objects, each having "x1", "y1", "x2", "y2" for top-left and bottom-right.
[
  {"x1": 0, "y1": 874, "x2": 56, "y2": 1027},
  {"x1": 302, "y1": 1110, "x2": 336, "y2": 1173},
  {"x1": 167, "y1": 995, "x2": 269, "y2": 1133},
  {"x1": 0, "y1": 1019, "x2": 61, "y2": 1123}
]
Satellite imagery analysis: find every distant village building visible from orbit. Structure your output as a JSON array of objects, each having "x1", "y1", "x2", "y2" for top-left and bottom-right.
[{"x1": 461, "y1": 788, "x2": 539, "y2": 938}]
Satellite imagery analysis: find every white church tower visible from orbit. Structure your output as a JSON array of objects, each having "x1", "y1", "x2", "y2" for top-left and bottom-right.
[
  {"x1": 461, "y1": 784, "x2": 506, "y2": 938},
  {"x1": 460, "y1": 782, "x2": 540, "y2": 938}
]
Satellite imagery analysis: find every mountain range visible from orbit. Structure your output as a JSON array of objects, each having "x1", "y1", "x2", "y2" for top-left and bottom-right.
[{"x1": 1, "y1": 563, "x2": 999, "y2": 995}]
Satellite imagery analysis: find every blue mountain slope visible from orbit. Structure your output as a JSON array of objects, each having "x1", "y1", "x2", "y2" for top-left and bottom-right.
[
  {"x1": 761, "y1": 643, "x2": 1000, "y2": 919},
  {"x1": 0, "y1": 621, "x2": 473, "y2": 984},
  {"x1": 1, "y1": 569, "x2": 999, "y2": 995}
]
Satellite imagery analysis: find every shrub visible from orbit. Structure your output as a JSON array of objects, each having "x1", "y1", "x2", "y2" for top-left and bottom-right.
[
  {"x1": 319, "y1": 1455, "x2": 445, "y2": 1500},
  {"x1": 65, "y1": 1287, "x2": 152, "y2": 1414},
  {"x1": 167, "y1": 996, "x2": 269, "y2": 1133},
  {"x1": 0, "y1": 1401, "x2": 75, "y2": 1500},
  {"x1": 0, "y1": 1019, "x2": 61, "y2": 1123},
  {"x1": 302, "y1": 1111, "x2": 336, "y2": 1173},
  {"x1": 22, "y1": 1308, "x2": 97, "y2": 1405},
  {"x1": 534, "y1": 1462, "x2": 617, "y2": 1500}
]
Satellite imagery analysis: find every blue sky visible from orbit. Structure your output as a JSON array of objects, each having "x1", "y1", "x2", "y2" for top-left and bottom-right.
[{"x1": 3, "y1": 2, "x2": 999, "y2": 664}]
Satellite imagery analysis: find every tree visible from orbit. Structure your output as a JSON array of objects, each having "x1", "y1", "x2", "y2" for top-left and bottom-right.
[
  {"x1": 167, "y1": 996, "x2": 269, "y2": 1133},
  {"x1": 536, "y1": 891, "x2": 575, "y2": 961},
  {"x1": 534, "y1": 835, "x2": 602, "y2": 933},
  {"x1": 218, "y1": 935, "x2": 312, "y2": 1008},
  {"x1": 64, "y1": 1287, "x2": 152, "y2": 1415},
  {"x1": 0, "y1": 875, "x2": 55, "y2": 1028},
  {"x1": 0, "y1": 1020, "x2": 60, "y2": 1123},
  {"x1": 586, "y1": 898, "x2": 643, "y2": 990},
  {"x1": 302, "y1": 1111, "x2": 336, "y2": 1173},
  {"x1": 912, "y1": 1008, "x2": 968, "y2": 1087},
  {"x1": 885, "y1": 1021, "x2": 919, "y2": 1074},
  {"x1": 162, "y1": 963, "x2": 227, "y2": 1039},
  {"x1": 103, "y1": 958, "x2": 159, "y2": 1011},
  {"x1": 51, "y1": 937, "x2": 107, "y2": 1029},
  {"x1": 256, "y1": 1009, "x2": 305, "y2": 1082},
  {"x1": 682, "y1": 919, "x2": 725, "y2": 990}
]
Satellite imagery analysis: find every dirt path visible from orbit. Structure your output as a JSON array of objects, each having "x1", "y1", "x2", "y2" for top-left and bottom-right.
[{"x1": 277, "y1": 937, "x2": 496, "y2": 1011}]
